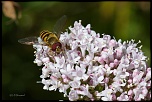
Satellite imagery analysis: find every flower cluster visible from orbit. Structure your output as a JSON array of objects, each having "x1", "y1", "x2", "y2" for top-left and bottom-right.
[{"x1": 33, "y1": 20, "x2": 151, "y2": 101}]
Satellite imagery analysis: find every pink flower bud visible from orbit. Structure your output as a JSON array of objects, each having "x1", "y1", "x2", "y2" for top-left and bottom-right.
[
  {"x1": 114, "y1": 59, "x2": 119, "y2": 66},
  {"x1": 109, "y1": 39, "x2": 116, "y2": 47},
  {"x1": 105, "y1": 64, "x2": 109, "y2": 69},
  {"x1": 109, "y1": 63, "x2": 115, "y2": 68},
  {"x1": 102, "y1": 54, "x2": 108, "y2": 62},
  {"x1": 98, "y1": 57, "x2": 105, "y2": 64},
  {"x1": 62, "y1": 74, "x2": 66, "y2": 79},
  {"x1": 128, "y1": 79, "x2": 132, "y2": 84},
  {"x1": 133, "y1": 69, "x2": 139, "y2": 77},
  {"x1": 104, "y1": 77, "x2": 109, "y2": 83},
  {"x1": 63, "y1": 78, "x2": 69, "y2": 83},
  {"x1": 116, "y1": 49, "x2": 122, "y2": 58},
  {"x1": 128, "y1": 90, "x2": 133, "y2": 96}
]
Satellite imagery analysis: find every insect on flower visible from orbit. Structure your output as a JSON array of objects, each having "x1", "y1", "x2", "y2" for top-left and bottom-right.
[{"x1": 18, "y1": 15, "x2": 67, "y2": 55}]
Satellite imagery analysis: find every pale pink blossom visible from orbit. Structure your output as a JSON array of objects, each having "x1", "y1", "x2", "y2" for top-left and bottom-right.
[{"x1": 31, "y1": 20, "x2": 151, "y2": 101}]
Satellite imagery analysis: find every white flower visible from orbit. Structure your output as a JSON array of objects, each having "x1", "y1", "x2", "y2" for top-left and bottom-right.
[
  {"x1": 32, "y1": 20, "x2": 151, "y2": 101},
  {"x1": 117, "y1": 92, "x2": 129, "y2": 101},
  {"x1": 66, "y1": 50, "x2": 81, "y2": 64},
  {"x1": 97, "y1": 84, "x2": 113, "y2": 101},
  {"x1": 69, "y1": 89, "x2": 79, "y2": 101},
  {"x1": 133, "y1": 71, "x2": 144, "y2": 85},
  {"x1": 54, "y1": 56, "x2": 65, "y2": 68},
  {"x1": 58, "y1": 84, "x2": 70, "y2": 97},
  {"x1": 72, "y1": 65, "x2": 89, "y2": 81},
  {"x1": 41, "y1": 78, "x2": 50, "y2": 90},
  {"x1": 49, "y1": 80, "x2": 61, "y2": 91},
  {"x1": 69, "y1": 79, "x2": 81, "y2": 88},
  {"x1": 77, "y1": 84, "x2": 93, "y2": 99}
]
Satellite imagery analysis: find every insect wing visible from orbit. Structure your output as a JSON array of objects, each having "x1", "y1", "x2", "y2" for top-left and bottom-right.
[
  {"x1": 53, "y1": 15, "x2": 67, "y2": 38},
  {"x1": 18, "y1": 36, "x2": 39, "y2": 45}
]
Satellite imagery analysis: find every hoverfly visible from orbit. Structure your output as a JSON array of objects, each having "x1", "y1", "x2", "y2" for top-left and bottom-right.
[{"x1": 18, "y1": 15, "x2": 67, "y2": 55}]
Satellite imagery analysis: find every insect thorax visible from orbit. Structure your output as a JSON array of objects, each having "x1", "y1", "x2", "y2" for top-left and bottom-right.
[{"x1": 47, "y1": 36, "x2": 59, "y2": 45}]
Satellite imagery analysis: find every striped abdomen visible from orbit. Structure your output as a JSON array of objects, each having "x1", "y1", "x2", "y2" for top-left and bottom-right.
[{"x1": 40, "y1": 30, "x2": 59, "y2": 46}]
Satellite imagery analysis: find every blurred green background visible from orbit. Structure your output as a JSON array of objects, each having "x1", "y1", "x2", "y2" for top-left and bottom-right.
[{"x1": 2, "y1": 1, "x2": 150, "y2": 100}]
